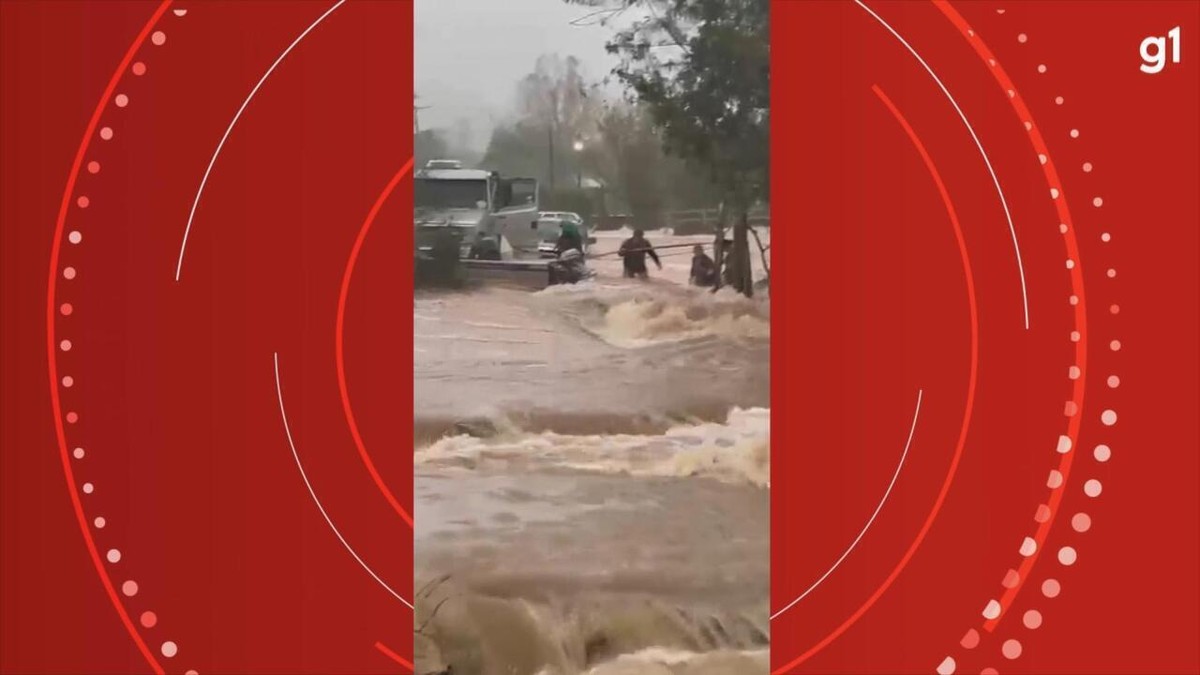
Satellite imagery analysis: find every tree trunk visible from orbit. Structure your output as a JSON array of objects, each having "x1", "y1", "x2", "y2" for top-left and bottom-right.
[
  {"x1": 731, "y1": 209, "x2": 753, "y2": 297},
  {"x1": 749, "y1": 226, "x2": 770, "y2": 288},
  {"x1": 712, "y1": 201, "x2": 728, "y2": 291}
]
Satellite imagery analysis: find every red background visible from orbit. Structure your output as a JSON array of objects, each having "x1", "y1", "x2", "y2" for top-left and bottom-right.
[
  {"x1": 774, "y1": 1, "x2": 1198, "y2": 673},
  {"x1": 3, "y1": 1, "x2": 413, "y2": 673}
]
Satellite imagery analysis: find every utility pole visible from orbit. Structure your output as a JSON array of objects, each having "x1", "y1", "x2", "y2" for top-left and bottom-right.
[
  {"x1": 548, "y1": 123, "x2": 555, "y2": 191},
  {"x1": 414, "y1": 95, "x2": 430, "y2": 134},
  {"x1": 546, "y1": 88, "x2": 558, "y2": 191}
]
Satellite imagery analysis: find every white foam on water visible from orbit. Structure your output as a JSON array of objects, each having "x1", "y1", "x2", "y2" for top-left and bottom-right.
[
  {"x1": 416, "y1": 407, "x2": 770, "y2": 488},
  {"x1": 583, "y1": 647, "x2": 770, "y2": 674}
]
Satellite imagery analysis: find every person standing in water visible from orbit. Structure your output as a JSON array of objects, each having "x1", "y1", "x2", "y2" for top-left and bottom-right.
[
  {"x1": 618, "y1": 228, "x2": 661, "y2": 279},
  {"x1": 689, "y1": 244, "x2": 717, "y2": 287}
]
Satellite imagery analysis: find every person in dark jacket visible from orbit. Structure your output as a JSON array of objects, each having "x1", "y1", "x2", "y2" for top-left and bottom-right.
[
  {"x1": 689, "y1": 244, "x2": 717, "y2": 287},
  {"x1": 618, "y1": 228, "x2": 661, "y2": 279},
  {"x1": 555, "y1": 221, "x2": 583, "y2": 255}
]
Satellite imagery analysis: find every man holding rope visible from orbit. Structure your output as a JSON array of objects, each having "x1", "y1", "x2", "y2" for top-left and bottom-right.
[{"x1": 617, "y1": 228, "x2": 662, "y2": 279}]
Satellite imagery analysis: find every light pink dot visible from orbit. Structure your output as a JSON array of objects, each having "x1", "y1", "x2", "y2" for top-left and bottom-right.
[
  {"x1": 1070, "y1": 129, "x2": 1080, "y2": 138},
  {"x1": 1020, "y1": 537, "x2": 1037, "y2": 557},
  {"x1": 1101, "y1": 232, "x2": 1112, "y2": 242},
  {"x1": 1066, "y1": 258, "x2": 1075, "y2": 269},
  {"x1": 77, "y1": 196, "x2": 90, "y2": 209},
  {"x1": 132, "y1": 62, "x2": 147, "y2": 76},
  {"x1": 1047, "y1": 470, "x2": 1063, "y2": 488},
  {"x1": 82, "y1": 482, "x2": 94, "y2": 494},
  {"x1": 983, "y1": 599, "x2": 1002, "y2": 620},
  {"x1": 1055, "y1": 96, "x2": 1064, "y2": 105},
  {"x1": 1068, "y1": 365, "x2": 1081, "y2": 380},
  {"x1": 1058, "y1": 546, "x2": 1078, "y2": 565},
  {"x1": 100, "y1": 127, "x2": 113, "y2": 140},
  {"x1": 1083, "y1": 162, "x2": 1093, "y2": 172},
  {"x1": 60, "y1": 339, "x2": 72, "y2": 351},
  {"x1": 1069, "y1": 295, "x2": 1078, "y2": 306},
  {"x1": 141, "y1": 611, "x2": 158, "y2": 628},
  {"x1": 94, "y1": 516, "x2": 106, "y2": 528},
  {"x1": 1038, "y1": 64, "x2": 1047, "y2": 73},
  {"x1": 1107, "y1": 375, "x2": 1120, "y2": 388},
  {"x1": 1085, "y1": 478, "x2": 1104, "y2": 497},
  {"x1": 1072, "y1": 512, "x2": 1092, "y2": 532},
  {"x1": 1093, "y1": 197, "x2": 1104, "y2": 207},
  {"x1": 161, "y1": 641, "x2": 178, "y2": 658},
  {"x1": 1059, "y1": 223, "x2": 1068, "y2": 234},
  {"x1": 61, "y1": 303, "x2": 73, "y2": 316},
  {"x1": 1110, "y1": 304, "x2": 1120, "y2": 315},
  {"x1": 115, "y1": 94, "x2": 129, "y2": 108},
  {"x1": 106, "y1": 549, "x2": 121, "y2": 563},
  {"x1": 1064, "y1": 400, "x2": 1078, "y2": 416},
  {"x1": 961, "y1": 628, "x2": 981, "y2": 649},
  {"x1": 1018, "y1": 33, "x2": 1028, "y2": 43},
  {"x1": 1002, "y1": 569, "x2": 1020, "y2": 589},
  {"x1": 1107, "y1": 268, "x2": 1117, "y2": 278},
  {"x1": 185, "y1": 671, "x2": 199, "y2": 675},
  {"x1": 1003, "y1": 638, "x2": 1023, "y2": 659},
  {"x1": 152, "y1": 30, "x2": 167, "y2": 46},
  {"x1": 122, "y1": 580, "x2": 138, "y2": 596},
  {"x1": 1094, "y1": 444, "x2": 1112, "y2": 462},
  {"x1": 64, "y1": 267, "x2": 77, "y2": 280},
  {"x1": 1101, "y1": 410, "x2": 1117, "y2": 426},
  {"x1": 1034, "y1": 504, "x2": 1051, "y2": 523},
  {"x1": 87, "y1": 161, "x2": 101, "y2": 174},
  {"x1": 981, "y1": 669, "x2": 999, "y2": 675},
  {"x1": 1023, "y1": 609, "x2": 1043, "y2": 629},
  {"x1": 1110, "y1": 339, "x2": 1121, "y2": 351},
  {"x1": 66, "y1": 412, "x2": 78, "y2": 424},
  {"x1": 68, "y1": 231, "x2": 82, "y2": 244},
  {"x1": 73, "y1": 447, "x2": 84, "y2": 459},
  {"x1": 1042, "y1": 578, "x2": 1061, "y2": 598},
  {"x1": 62, "y1": 376, "x2": 74, "y2": 388}
]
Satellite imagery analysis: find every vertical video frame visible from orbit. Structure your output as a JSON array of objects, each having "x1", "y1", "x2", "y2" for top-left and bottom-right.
[{"x1": 414, "y1": 1, "x2": 769, "y2": 673}]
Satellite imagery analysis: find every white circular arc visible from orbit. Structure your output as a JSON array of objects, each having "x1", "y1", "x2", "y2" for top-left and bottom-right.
[
  {"x1": 771, "y1": 389, "x2": 922, "y2": 621},
  {"x1": 856, "y1": 0, "x2": 1030, "y2": 330},
  {"x1": 175, "y1": 0, "x2": 346, "y2": 281},
  {"x1": 273, "y1": 352, "x2": 412, "y2": 610}
]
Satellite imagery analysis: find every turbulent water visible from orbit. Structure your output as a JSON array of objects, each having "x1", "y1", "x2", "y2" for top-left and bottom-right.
[{"x1": 414, "y1": 230, "x2": 770, "y2": 674}]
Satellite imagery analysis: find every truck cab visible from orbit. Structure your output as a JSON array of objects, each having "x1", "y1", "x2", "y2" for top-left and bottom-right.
[{"x1": 414, "y1": 161, "x2": 539, "y2": 261}]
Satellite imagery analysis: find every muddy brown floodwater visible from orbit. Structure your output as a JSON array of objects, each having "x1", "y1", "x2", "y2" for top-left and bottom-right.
[{"x1": 414, "y1": 229, "x2": 770, "y2": 674}]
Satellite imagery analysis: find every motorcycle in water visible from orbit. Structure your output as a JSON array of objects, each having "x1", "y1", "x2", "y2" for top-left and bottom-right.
[{"x1": 547, "y1": 248, "x2": 594, "y2": 286}]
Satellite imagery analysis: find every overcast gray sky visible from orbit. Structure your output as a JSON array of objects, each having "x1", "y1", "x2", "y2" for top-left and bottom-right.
[{"x1": 414, "y1": 0, "x2": 621, "y2": 151}]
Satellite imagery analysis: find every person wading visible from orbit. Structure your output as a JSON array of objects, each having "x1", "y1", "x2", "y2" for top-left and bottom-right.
[
  {"x1": 617, "y1": 228, "x2": 661, "y2": 279},
  {"x1": 689, "y1": 244, "x2": 717, "y2": 287}
]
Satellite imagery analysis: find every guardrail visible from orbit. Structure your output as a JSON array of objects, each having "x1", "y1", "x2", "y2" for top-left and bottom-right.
[
  {"x1": 666, "y1": 208, "x2": 770, "y2": 235},
  {"x1": 589, "y1": 208, "x2": 770, "y2": 234}
]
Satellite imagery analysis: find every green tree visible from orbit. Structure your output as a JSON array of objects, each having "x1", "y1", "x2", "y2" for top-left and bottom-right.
[{"x1": 567, "y1": 0, "x2": 769, "y2": 295}]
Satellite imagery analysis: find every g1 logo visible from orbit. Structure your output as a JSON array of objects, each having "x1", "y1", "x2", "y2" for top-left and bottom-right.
[{"x1": 1141, "y1": 26, "x2": 1181, "y2": 74}]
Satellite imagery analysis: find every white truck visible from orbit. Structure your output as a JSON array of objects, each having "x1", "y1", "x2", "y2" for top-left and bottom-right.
[
  {"x1": 414, "y1": 160, "x2": 541, "y2": 260},
  {"x1": 415, "y1": 160, "x2": 564, "y2": 288}
]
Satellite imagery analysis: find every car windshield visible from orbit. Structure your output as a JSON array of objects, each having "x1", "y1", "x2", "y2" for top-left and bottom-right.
[{"x1": 415, "y1": 179, "x2": 487, "y2": 209}]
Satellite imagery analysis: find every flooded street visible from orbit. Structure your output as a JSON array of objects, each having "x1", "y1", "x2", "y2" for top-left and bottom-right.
[{"x1": 414, "y1": 230, "x2": 771, "y2": 674}]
